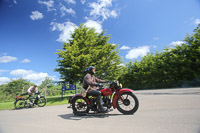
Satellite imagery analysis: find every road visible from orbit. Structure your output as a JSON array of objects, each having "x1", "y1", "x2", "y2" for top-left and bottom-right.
[{"x1": 0, "y1": 87, "x2": 200, "y2": 133}]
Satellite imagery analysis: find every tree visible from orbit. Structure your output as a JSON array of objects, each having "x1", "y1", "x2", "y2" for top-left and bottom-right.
[
  {"x1": 39, "y1": 77, "x2": 54, "y2": 89},
  {"x1": 0, "y1": 78, "x2": 33, "y2": 101},
  {"x1": 55, "y1": 24, "x2": 123, "y2": 84},
  {"x1": 121, "y1": 24, "x2": 200, "y2": 89}
]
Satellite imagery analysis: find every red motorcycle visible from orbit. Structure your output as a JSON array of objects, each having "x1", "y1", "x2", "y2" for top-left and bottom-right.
[{"x1": 71, "y1": 81, "x2": 139, "y2": 115}]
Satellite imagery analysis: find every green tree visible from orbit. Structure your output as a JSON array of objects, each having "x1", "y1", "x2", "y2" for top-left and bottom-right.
[
  {"x1": 0, "y1": 78, "x2": 33, "y2": 101},
  {"x1": 55, "y1": 24, "x2": 123, "y2": 84},
  {"x1": 121, "y1": 24, "x2": 200, "y2": 89},
  {"x1": 39, "y1": 77, "x2": 54, "y2": 89}
]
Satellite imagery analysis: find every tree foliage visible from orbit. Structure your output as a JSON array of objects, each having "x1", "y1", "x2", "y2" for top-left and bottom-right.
[
  {"x1": 121, "y1": 24, "x2": 200, "y2": 89},
  {"x1": 39, "y1": 77, "x2": 55, "y2": 89},
  {"x1": 55, "y1": 24, "x2": 123, "y2": 84},
  {"x1": 0, "y1": 79, "x2": 33, "y2": 101}
]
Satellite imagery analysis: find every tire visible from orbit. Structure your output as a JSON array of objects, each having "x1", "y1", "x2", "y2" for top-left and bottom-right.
[
  {"x1": 72, "y1": 96, "x2": 89, "y2": 115},
  {"x1": 14, "y1": 100, "x2": 25, "y2": 109},
  {"x1": 37, "y1": 96, "x2": 47, "y2": 107},
  {"x1": 116, "y1": 92, "x2": 139, "y2": 114}
]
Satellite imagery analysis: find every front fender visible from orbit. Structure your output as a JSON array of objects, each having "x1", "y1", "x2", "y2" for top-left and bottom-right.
[{"x1": 112, "y1": 88, "x2": 134, "y2": 109}]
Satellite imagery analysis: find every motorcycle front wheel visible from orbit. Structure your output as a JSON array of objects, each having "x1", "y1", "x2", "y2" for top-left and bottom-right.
[
  {"x1": 71, "y1": 96, "x2": 89, "y2": 115},
  {"x1": 116, "y1": 92, "x2": 139, "y2": 114}
]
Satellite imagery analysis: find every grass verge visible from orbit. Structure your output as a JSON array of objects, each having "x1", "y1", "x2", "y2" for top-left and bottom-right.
[{"x1": 0, "y1": 95, "x2": 73, "y2": 110}]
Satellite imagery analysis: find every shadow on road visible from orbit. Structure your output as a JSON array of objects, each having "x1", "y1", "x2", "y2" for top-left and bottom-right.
[{"x1": 59, "y1": 113, "x2": 123, "y2": 120}]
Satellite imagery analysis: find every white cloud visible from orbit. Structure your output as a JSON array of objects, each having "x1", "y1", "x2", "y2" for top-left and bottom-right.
[
  {"x1": 38, "y1": 0, "x2": 55, "y2": 12},
  {"x1": 89, "y1": 0, "x2": 118, "y2": 21},
  {"x1": 50, "y1": 21, "x2": 77, "y2": 43},
  {"x1": 10, "y1": 69, "x2": 55, "y2": 85},
  {"x1": 0, "y1": 77, "x2": 11, "y2": 85},
  {"x1": 195, "y1": 19, "x2": 200, "y2": 25},
  {"x1": 81, "y1": 0, "x2": 86, "y2": 4},
  {"x1": 20, "y1": 59, "x2": 31, "y2": 63},
  {"x1": 170, "y1": 41, "x2": 185, "y2": 46},
  {"x1": 84, "y1": 20, "x2": 103, "y2": 33},
  {"x1": 51, "y1": 20, "x2": 103, "y2": 42},
  {"x1": 60, "y1": 5, "x2": 76, "y2": 17},
  {"x1": 24, "y1": 73, "x2": 49, "y2": 82},
  {"x1": 50, "y1": 20, "x2": 102, "y2": 43},
  {"x1": 126, "y1": 46, "x2": 150, "y2": 59},
  {"x1": 13, "y1": 0, "x2": 17, "y2": 4},
  {"x1": 152, "y1": 45, "x2": 157, "y2": 48},
  {"x1": 186, "y1": 17, "x2": 200, "y2": 25},
  {"x1": 10, "y1": 69, "x2": 33, "y2": 76},
  {"x1": 65, "y1": 0, "x2": 76, "y2": 4},
  {"x1": 153, "y1": 37, "x2": 159, "y2": 40},
  {"x1": 0, "y1": 56, "x2": 17, "y2": 63},
  {"x1": 120, "y1": 45, "x2": 131, "y2": 50},
  {"x1": 30, "y1": 11, "x2": 44, "y2": 20}
]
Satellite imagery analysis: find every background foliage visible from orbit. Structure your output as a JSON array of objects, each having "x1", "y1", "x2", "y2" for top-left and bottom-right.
[
  {"x1": 1, "y1": 24, "x2": 200, "y2": 102},
  {"x1": 121, "y1": 24, "x2": 200, "y2": 89}
]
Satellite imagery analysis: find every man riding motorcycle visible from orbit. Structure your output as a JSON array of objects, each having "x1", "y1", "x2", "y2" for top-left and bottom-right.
[{"x1": 82, "y1": 66, "x2": 108, "y2": 113}]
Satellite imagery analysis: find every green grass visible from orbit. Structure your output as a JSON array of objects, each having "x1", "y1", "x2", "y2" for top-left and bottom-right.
[
  {"x1": 0, "y1": 101, "x2": 14, "y2": 110},
  {"x1": 46, "y1": 96, "x2": 71, "y2": 106},
  {"x1": 0, "y1": 95, "x2": 73, "y2": 110}
]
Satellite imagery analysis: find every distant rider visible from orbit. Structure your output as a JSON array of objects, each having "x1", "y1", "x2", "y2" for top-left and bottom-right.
[
  {"x1": 83, "y1": 66, "x2": 108, "y2": 113},
  {"x1": 21, "y1": 84, "x2": 39, "y2": 105},
  {"x1": 27, "y1": 84, "x2": 39, "y2": 96}
]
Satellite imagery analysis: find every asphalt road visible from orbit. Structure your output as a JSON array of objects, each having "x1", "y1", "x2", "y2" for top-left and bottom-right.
[{"x1": 0, "y1": 87, "x2": 200, "y2": 133}]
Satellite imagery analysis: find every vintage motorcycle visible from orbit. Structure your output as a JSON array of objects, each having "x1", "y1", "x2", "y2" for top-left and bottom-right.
[
  {"x1": 14, "y1": 92, "x2": 47, "y2": 109},
  {"x1": 71, "y1": 81, "x2": 139, "y2": 115}
]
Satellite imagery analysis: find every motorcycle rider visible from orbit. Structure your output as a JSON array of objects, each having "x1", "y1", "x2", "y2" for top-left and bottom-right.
[
  {"x1": 21, "y1": 84, "x2": 39, "y2": 105},
  {"x1": 27, "y1": 84, "x2": 39, "y2": 96},
  {"x1": 27, "y1": 84, "x2": 40, "y2": 105},
  {"x1": 83, "y1": 66, "x2": 108, "y2": 113}
]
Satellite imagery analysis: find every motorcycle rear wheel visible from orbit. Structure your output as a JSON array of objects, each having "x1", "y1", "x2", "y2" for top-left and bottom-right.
[
  {"x1": 116, "y1": 92, "x2": 139, "y2": 114},
  {"x1": 72, "y1": 96, "x2": 89, "y2": 116}
]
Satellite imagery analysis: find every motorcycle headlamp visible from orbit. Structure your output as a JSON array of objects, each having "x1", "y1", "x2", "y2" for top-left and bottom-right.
[{"x1": 120, "y1": 83, "x2": 123, "y2": 88}]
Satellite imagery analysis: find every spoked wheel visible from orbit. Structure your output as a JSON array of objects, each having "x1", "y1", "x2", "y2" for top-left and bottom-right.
[
  {"x1": 116, "y1": 92, "x2": 139, "y2": 114},
  {"x1": 72, "y1": 96, "x2": 89, "y2": 115},
  {"x1": 37, "y1": 96, "x2": 47, "y2": 107},
  {"x1": 14, "y1": 100, "x2": 25, "y2": 109}
]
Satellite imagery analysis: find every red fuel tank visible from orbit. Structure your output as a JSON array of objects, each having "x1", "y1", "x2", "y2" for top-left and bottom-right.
[{"x1": 100, "y1": 88, "x2": 113, "y2": 96}]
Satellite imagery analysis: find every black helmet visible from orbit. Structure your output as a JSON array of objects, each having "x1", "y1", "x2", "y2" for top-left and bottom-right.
[{"x1": 87, "y1": 66, "x2": 95, "y2": 74}]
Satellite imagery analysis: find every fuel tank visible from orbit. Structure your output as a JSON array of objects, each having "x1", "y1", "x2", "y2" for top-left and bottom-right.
[{"x1": 100, "y1": 88, "x2": 113, "y2": 96}]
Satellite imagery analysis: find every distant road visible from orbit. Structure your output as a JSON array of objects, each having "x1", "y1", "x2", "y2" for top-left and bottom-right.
[{"x1": 0, "y1": 87, "x2": 200, "y2": 133}]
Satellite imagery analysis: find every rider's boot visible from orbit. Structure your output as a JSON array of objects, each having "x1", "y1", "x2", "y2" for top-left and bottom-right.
[{"x1": 97, "y1": 95, "x2": 108, "y2": 113}]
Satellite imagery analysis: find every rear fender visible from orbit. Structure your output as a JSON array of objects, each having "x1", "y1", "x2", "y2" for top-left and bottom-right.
[
  {"x1": 112, "y1": 88, "x2": 134, "y2": 109},
  {"x1": 71, "y1": 94, "x2": 90, "y2": 104}
]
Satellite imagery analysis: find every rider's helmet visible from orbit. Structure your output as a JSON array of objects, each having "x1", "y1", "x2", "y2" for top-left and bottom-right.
[{"x1": 87, "y1": 66, "x2": 95, "y2": 75}]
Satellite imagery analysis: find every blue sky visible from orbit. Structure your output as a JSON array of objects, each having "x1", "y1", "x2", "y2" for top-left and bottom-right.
[{"x1": 0, "y1": 0, "x2": 200, "y2": 85}]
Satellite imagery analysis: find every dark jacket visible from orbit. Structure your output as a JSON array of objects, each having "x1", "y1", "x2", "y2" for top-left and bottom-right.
[{"x1": 82, "y1": 73, "x2": 105, "y2": 91}]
